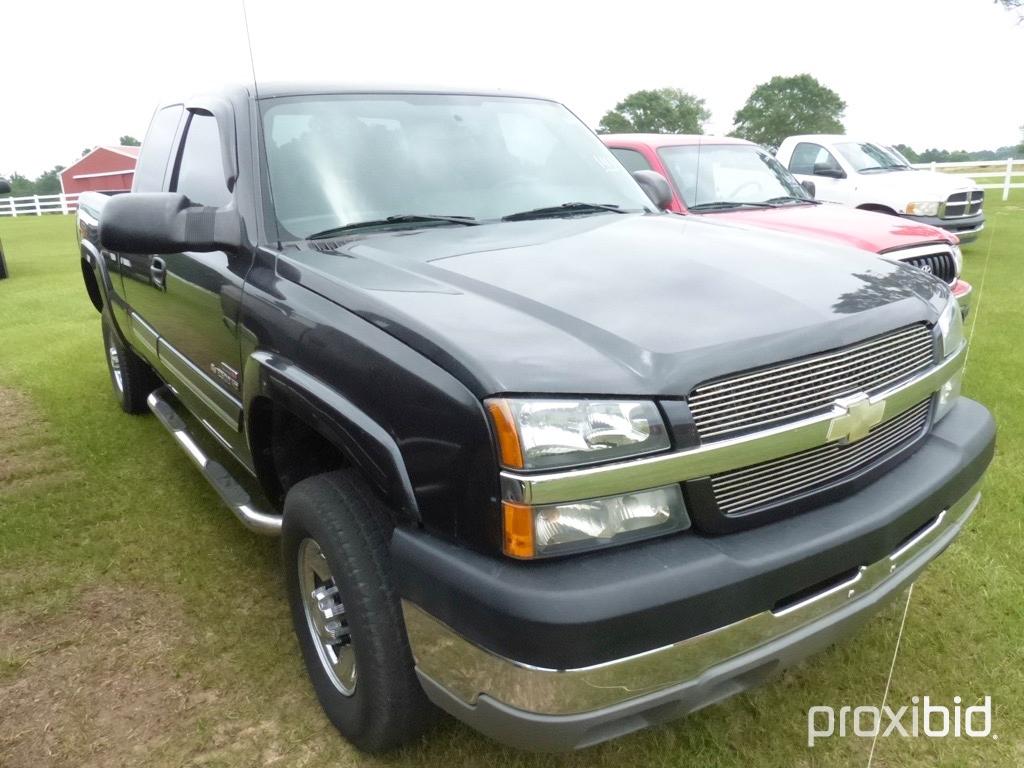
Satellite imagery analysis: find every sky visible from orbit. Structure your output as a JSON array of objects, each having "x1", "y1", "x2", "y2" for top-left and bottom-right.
[{"x1": 1, "y1": 0, "x2": 1021, "y2": 178}]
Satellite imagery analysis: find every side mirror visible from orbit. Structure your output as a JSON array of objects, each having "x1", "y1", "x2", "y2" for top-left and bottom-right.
[
  {"x1": 99, "y1": 193, "x2": 242, "y2": 254},
  {"x1": 632, "y1": 170, "x2": 673, "y2": 211},
  {"x1": 813, "y1": 164, "x2": 845, "y2": 179},
  {"x1": 0, "y1": 178, "x2": 11, "y2": 195},
  {"x1": 800, "y1": 179, "x2": 816, "y2": 198}
]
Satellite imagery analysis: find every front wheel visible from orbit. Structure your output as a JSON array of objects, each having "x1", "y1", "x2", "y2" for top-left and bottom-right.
[
  {"x1": 282, "y1": 470, "x2": 435, "y2": 752},
  {"x1": 102, "y1": 311, "x2": 158, "y2": 414}
]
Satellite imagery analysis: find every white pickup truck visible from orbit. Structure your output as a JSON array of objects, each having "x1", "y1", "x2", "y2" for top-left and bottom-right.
[{"x1": 777, "y1": 135, "x2": 985, "y2": 242}]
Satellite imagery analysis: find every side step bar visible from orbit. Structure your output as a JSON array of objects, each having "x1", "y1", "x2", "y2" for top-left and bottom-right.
[{"x1": 147, "y1": 387, "x2": 282, "y2": 535}]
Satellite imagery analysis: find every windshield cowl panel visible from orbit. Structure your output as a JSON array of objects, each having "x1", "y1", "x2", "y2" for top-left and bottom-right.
[{"x1": 261, "y1": 94, "x2": 652, "y2": 241}]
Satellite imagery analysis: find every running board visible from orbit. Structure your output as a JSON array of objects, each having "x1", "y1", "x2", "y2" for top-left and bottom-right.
[{"x1": 147, "y1": 387, "x2": 282, "y2": 535}]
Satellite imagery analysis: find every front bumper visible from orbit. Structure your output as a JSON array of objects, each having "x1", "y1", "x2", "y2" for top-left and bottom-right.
[
  {"x1": 395, "y1": 398, "x2": 995, "y2": 750},
  {"x1": 905, "y1": 211, "x2": 985, "y2": 242}
]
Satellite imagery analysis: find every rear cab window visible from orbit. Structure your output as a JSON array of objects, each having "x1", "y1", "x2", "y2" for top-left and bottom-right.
[{"x1": 133, "y1": 105, "x2": 184, "y2": 192}]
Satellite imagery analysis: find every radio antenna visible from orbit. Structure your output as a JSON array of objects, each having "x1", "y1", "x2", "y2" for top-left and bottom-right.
[
  {"x1": 241, "y1": 0, "x2": 261, "y2": 100},
  {"x1": 240, "y1": 0, "x2": 282, "y2": 248}
]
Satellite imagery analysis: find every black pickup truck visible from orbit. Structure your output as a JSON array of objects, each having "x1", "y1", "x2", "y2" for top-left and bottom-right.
[{"x1": 77, "y1": 85, "x2": 994, "y2": 752}]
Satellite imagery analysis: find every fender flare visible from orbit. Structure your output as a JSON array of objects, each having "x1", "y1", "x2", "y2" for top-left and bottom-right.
[
  {"x1": 242, "y1": 350, "x2": 420, "y2": 521},
  {"x1": 80, "y1": 238, "x2": 108, "y2": 309}
]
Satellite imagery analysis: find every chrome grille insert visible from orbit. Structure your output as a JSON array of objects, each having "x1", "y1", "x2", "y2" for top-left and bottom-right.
[
  {"x1": 689, "y1": 324, "x2": 935, "y2": 440},
  {"x1": 710, "y1": 399, "x2": 931, "y2": 515}
]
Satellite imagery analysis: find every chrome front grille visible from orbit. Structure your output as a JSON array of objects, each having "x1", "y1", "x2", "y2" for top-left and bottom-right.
[
  {"x1": 710, "y1": 399, "x2": 931, "y2": 515},
  {"x1": 897, "y1": 250, "x2": 957, "y2": 285},
  {"x1": 943, "y1": 190, "x2": 984, "y2": 219},
  {"x1": 689, "y1": 324, "x2": 935, "y2": 440}
]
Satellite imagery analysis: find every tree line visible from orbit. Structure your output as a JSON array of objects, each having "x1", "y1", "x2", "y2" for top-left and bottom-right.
[
  {"x1": 597, "y1": 74, "x2": 1023, "y2": 159},
  {"x1": 1, "y1": 136, "x2": 140, "y2": 198}
]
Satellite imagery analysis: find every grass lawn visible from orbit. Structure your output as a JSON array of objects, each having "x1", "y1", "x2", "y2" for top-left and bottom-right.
[{"x1": 1, "y1": 198, "x2": 1021, "y2": 767}]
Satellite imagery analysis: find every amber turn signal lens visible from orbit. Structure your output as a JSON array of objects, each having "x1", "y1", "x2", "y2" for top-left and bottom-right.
[
  {"x1": 502, "y1": 501, "x2": 535, "y2": 559},
  {"x1": 486, "y1": 399, "x2": 524, "y2": 469}
]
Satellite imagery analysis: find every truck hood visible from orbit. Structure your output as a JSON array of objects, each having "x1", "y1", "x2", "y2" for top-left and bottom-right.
[
  {"x1": 709, "y1": 202, "x2": 955, "y2": 253},
  {"x1": 279, "y1": 213, "x2": 948, "y2": 397},
  {"x1": 855, "y1": 169, "x2": 979, "y2": 202}
]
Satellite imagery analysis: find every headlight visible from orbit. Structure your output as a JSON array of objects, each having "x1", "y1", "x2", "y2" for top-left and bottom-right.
[
  {"x1": 937, "y1": 296, "x2": 964, "y2": 357},
  {"x1": 486, "y1": 398, "x2": 669, "y2": 470},
  {"x1": 935, "y1": 297, "x2": 965, "y2": 423},
  {"x1": 906, "y1": 201, "x2": 941, "y2": 217},
  {"x1": 502, "y1": 484, "x2": 690, "y2": 558},
  {"x1": 951, "y1": 244, "x2": 963, "y2": 276}
]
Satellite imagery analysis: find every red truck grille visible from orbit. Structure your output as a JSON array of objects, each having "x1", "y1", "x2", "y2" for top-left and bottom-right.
[{"x1": 896, "y1": 250, "x2": 957, "y2": 285}]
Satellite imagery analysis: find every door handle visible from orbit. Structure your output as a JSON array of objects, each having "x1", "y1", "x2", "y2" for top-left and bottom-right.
[{"x1": 150, "y1": 257, "x2": 166, "y2": 290}]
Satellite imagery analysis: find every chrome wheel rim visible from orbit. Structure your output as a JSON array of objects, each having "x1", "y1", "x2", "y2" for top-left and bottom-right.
[
  {"x1": 108, "y1": 344, "x2": 124, "y2": 393},
  {"x1": 298, "y1": 538, "x2": 357, "y2": 696}
]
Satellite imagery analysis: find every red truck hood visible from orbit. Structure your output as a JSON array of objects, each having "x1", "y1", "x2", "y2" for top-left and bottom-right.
[{"x1": 709, "y1": 202, "x2": 955, "y2": 253}]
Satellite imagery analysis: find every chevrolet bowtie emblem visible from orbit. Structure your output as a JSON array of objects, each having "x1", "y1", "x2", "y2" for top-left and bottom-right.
[{"x1": 827, "y1": 394, "x2": 886, "y2": 444}]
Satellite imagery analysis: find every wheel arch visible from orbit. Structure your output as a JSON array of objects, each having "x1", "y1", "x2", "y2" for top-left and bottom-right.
[
  {"x1": 243, "y1": 351, "x2": 420, "y2": 522},
  {"x1": 80, "y1": 241, "x2": 106, "y2": 313}
]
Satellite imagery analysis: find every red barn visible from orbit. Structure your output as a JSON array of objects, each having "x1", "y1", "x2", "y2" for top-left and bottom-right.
[{"x1": 59, "y1": 146, "x2": 140, "y2": 195}]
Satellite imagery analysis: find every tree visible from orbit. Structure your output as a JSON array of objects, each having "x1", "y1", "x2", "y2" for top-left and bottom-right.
[
  {"x1": 81, "y1": 148, "x2": 91, "y2": 157},
  {"x1": 119, "y1": 135, "x2": 141, "y2": 147},
  {"x1": 34, "y1": 165, "x2": 65, "y2": 195},
  {"x1": 892, "y1": 143, "x2": 920, "y2": 163},
  {"x1": 730, "y1": 74, "x2": 846, "y2": 149},
  {"x1": 598, "y1": 88, "x2": 710, "y2": 135},
  {"x1": 4, "y1": 173, "x2": 35, "y2": 197}
]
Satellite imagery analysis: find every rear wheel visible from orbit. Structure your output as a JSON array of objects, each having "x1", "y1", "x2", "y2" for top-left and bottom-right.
[
  {"x1": 282, "y1": 470, "x2": 434, "y2": 752},
  {"x1": 102, "y1": 311, "x2": 158, "y2": 414}
]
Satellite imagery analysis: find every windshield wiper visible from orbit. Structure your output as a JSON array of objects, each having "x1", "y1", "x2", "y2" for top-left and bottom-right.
[
  {"x1": 688, "y1": 201, "x2": 774, "y2": 211},
  {"x1": 502, "y1": 202, "x2": 627, "y2": 221},
  {"x1": 857, "y1": 166, "x2": 900, "y2": 173},
  {"x1": 307, "y1": 214, "x2": 479, "y2": 239},
  {"x1": 763, "y1": 196, "x2": 820, "y2": 206}
]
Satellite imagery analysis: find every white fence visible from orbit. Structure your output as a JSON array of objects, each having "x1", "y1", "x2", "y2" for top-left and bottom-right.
[
  {"x1": 0, "y1": 193, "x2": 81, "y2": 217},
  {"x1": 912, "y1": 158, "x2": 1022, "y2": 201}
]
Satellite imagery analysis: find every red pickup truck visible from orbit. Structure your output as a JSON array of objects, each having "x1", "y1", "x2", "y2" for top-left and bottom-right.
[{"x1": 602, "y1": 134, "x2": 972, "y2": 315}]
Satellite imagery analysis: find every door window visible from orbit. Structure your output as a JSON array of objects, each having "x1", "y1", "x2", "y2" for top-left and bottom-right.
[
  {"x1": 789, "y1": 142, "x2": 842, "y2": 177},
  {"x1": 609, "y1": 147, "x2": 652, "y2": 174}
]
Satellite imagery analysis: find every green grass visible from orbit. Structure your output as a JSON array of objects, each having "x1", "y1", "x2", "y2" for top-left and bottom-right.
[{"x1": 0, "y1": 199, "x2": 1022, "y2": 766}]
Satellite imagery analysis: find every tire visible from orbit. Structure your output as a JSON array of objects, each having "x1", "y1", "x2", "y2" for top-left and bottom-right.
[
  {"x1": 282, "y1": 470, "x2": 435, "y2": 752},
  {"x1": 102, "y1": 310, "x2": 158, "y2": 414}
]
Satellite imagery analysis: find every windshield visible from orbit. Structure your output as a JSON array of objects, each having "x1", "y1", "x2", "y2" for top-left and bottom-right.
[
  {"x1": 835, "y1": 142, "x2": 910, "y2": 172},
  {"x1": 657, "y1": 144, "x2": 811, "y2": 209},
  {"x1": 885, "y1": 145, "x2": 915, "y2": 167},
  {"x1": 261, "y1": 94, "x2": 652, "y2": 239}
]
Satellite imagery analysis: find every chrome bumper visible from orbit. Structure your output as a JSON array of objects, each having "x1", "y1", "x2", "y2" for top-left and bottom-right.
[{"x1": 404, "y1": 481, "x2": 981, "y2": 718}]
